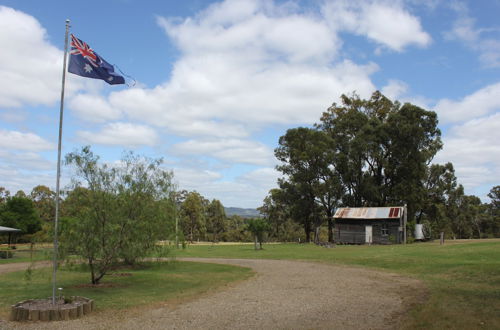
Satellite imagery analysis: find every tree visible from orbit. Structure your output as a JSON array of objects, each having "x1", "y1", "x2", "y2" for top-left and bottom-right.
[
  {"x1": 486, "y1": 186, "x2": 500, "y2": 236},
  {"x1": 0, "y1": 187, "x2": 10, "y2": 204},
  {"x1": 0, "y1": 196, "x2": 41, "y2": 234},
  {"x1": 318, "y1": 91, "x2": 442, "y2": 220},
  {"x1": 275, "y1": 127, "x2": 342, "y2": 242},
  {"x1": 61, "y1": 147, "x2": 176, "y2": 284},
  {"x1": 246, "y1": 218, "x2": 270, "y2": 250},
  {"x1": 30, "y1": 185, "x2": 56, "y2": 223},
  {"x1": 206, "y1": 199, "x2": 226, "y2": 242},
  {"x1": 180, "y1": 191, "x2": 206, "y2": 242}
]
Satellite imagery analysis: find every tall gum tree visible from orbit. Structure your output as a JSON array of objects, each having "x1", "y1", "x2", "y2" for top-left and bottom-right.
[{"x1": 318, "y1": 91, "x2": 442, "y2": 221}]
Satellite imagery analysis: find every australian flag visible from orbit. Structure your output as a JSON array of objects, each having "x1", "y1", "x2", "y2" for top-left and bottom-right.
[{"x1": 68, "y1": 34, "x2": 125, "y2": 85}]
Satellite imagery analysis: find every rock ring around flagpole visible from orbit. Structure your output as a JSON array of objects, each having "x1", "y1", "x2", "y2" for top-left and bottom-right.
[{"x1": 10, "y1": 296, "x2": 94, "y2": 321}]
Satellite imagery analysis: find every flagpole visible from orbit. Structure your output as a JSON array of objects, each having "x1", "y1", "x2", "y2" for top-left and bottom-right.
[{"x1": 52, "y1": 18, "x2": 70, "y2": 305}]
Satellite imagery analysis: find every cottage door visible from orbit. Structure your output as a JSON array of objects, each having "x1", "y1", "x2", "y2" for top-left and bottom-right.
[{"x1": 365, "y1": 225, "x2": 373, "y2": 244}]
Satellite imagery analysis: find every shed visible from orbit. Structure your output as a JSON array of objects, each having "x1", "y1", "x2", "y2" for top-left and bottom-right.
[
  {"x1": 333, "y1": 206, "x2": 407, "y2": 244},
  {"x1": 0, "y1": 226, "x2": 21, "y2": 247}
]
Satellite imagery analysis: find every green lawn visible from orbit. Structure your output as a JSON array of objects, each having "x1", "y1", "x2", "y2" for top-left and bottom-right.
[
  {"x1": 0, "y1": 261, "x2": 253, "y2": 320},
  {"x1": 173, "y1": 239, "x2": 500, "y2": 329}
]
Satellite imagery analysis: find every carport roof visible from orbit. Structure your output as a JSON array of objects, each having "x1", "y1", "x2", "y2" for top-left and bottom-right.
[{"x1": 0, "y1": 226, "x2": 21, "y2": 232}]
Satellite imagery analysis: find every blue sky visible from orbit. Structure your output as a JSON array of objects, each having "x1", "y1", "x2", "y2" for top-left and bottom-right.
[{"x1": 1, "y1": 0, "x2": 499, "y2": 208}]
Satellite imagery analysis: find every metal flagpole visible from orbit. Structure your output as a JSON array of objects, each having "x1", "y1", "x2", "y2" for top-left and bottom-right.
[{"x1": 52, "y1": 19, "x2": 70, "y2": 305}]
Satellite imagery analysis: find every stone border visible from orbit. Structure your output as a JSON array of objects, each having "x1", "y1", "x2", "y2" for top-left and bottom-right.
[{"x1": 10, "y1": 296, "x2": 94, "y2": 321}]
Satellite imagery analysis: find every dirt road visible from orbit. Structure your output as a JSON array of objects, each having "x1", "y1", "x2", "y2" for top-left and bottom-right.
[{"x1": 1, "y1": 258, "x2": 425, "y2": 329}]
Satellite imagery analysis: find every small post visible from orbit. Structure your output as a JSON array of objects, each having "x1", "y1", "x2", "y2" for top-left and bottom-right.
[
  {"x1": 52, "y1": 18, "x2": 70, "y2": 305},
  {"x1": 175, "y1": 211, "x2": 179, "y2": 249},
  {"x1": 403, "y1": 204, "x2": 407, "y2": 244}
]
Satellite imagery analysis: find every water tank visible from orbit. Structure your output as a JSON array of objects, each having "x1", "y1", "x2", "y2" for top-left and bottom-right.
[{"x1": 415, "y1": 223, "x2": 424, "y2": 240}]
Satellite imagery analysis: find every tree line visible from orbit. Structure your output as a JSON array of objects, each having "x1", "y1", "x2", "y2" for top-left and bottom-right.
[
  {"x1": 259, "y1": 91, "x2": 499, "y2": 242},
  {"x1": 0, "y1": 147, "x2": 266, "y2": 282}
]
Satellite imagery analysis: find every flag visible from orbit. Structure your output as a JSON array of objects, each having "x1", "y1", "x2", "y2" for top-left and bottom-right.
[{"x1": 68, "y1": 34, "x2": 125, "y2": 85}]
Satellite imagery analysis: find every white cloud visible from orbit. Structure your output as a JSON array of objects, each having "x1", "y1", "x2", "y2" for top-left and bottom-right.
[
  {"x1": 173, "y1": 165, "x2": 279, "y2": 208},
  {"x1": 433, "y1": 82, "x2": 500, "y2": 123},
  {"x1": 77, "y1": 122, "x2": 159, "y2": 147},
  {"x1": 434, "y1": 112, "x2": 500, "y2": 193},
  {"x1": 0, "y1": 130, "x2": 54, "y2": 151},
  {"x1": 0, "y1": 6, "x2": 63, "y2": 108},
  {"x1": 0, "y1": 150, "x2": 53, "y2": 170},
  {"x1": 69, "y1": 94, "x2": 122, "y2": 123},
  {"x1": 444, "y1": 3, "x2": 500, "y2": 67},
  {"x1": 158, "y1": 0, "x2": 339, "y2": 64},
  {"x1": 322, "y1": 0, "x2": 431, "y2": 52},
  {"x1": 0, "y1": 6, "x2": 100, "y2": 111},
  {"x1": 381, "y1": 79, "x2": 409, "y2": 100},
  {"x1": 94, "y1": 0, "x2": 378, "y2": 145},
  {"x1": 173, "y1": 138, "x2": 275, "y2": 166}
]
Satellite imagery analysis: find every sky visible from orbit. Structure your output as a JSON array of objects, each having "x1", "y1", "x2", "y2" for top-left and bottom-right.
[{"x1": 0, "y1": 0, "x2": 499, "y2": 208}]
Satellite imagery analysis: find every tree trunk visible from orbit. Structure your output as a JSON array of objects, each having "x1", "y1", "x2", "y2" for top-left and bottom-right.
[
  {"x1": 327, "y1": 216, "x2": 334, "y2": 243},
  {"x1": 314, "y1": 226, "x2": 320, "y2": 244},
  {"x1": 254, "y1": 235, "x2": 258, "y2": 250}
]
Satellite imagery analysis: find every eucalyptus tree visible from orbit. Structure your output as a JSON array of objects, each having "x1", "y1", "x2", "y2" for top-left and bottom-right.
[
  {"x1": 180, "y1": 191, "x2": 206, "y2": 242},
  {"x1": 275, "y1": 127, "x2": 342, "y2": 242},
  {"x1": 318, "y1": 91, "x2": 442, "y2": 221},
  {"x1": 206, "y1": 199, "x2": 226, "y2": 242}
]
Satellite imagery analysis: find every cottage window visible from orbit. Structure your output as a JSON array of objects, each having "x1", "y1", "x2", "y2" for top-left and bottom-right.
[{"x1": 381, "y1": 224, "x2": 389, "y2": 236}]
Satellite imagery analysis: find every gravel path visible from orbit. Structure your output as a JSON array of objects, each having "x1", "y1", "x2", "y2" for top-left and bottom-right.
[{"x1": 1, "y1": 258, "x2": 424, "y2": 330}]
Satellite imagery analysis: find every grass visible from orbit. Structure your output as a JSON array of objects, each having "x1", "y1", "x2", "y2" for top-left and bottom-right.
[
  {"x1": 0, "y1": 260, "x2": 253, "y2": 320},
  {"x1": 0, "y1": 243, "x2": 52, "y2": 264},
  {"x1": 173, "y1": 239, "x2": 500, "y2": 329}
]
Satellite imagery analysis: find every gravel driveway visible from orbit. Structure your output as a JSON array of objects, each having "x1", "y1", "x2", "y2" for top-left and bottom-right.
[{"x1": 1, "y1": 258, "x2": 425, "y2": 330}]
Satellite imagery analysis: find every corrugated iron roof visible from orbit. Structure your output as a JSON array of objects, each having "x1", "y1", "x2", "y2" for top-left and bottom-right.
[{"x1": 334, "y1": 207, "x2": 403, "y2": 219}]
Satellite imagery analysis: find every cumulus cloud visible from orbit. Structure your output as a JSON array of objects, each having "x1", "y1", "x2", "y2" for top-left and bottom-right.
[
  {"x1": 381, "y1": 79, "x2": 409, "y2": 100},
  {"x1": 173, "y1": 165, "x2": 279, "y2": 208},
  {"x1": 69, "y1": 94, "x2": 122, "y2": 123},
  {"x1": 0, "y1": 130, "x2": 54, "y2": 151},
  {"x1": 433, "y1": 82, "x2": 500, "y2": 123},
  {"x1": 77, "y1": 122, "x2": 159, "y2": 147},
  {"x1": 0, "y1": 150, "x2": 53, "y2": 171},
  {"x1": 0, "y1": 6, "x2": 94, "y2": 109},
  {"x1": 81, "y1": 0, "x2": 379, "y2": 162},
  {"x1": 0, "y1": 6, "x2": 63, "y2": 108},
  {"x1": 322, "y1": 0, "x2": 431, "y2": 52},
  {"x1": 173, "y1": 138, "x2": 275, "y2": 166},
  {"x1": 444, "y1": 3, "x2": 500, "y2": 67},
  {"x1": 434, "y1": 110, "x2": 500, "y2": 195}
]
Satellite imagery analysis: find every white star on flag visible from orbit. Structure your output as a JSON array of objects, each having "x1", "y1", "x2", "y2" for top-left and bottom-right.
[{"x1": 84, "y1": 63, "x2": 93, "y2": 73}]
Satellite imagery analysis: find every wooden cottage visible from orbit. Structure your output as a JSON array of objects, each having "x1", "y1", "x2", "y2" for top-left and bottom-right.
[{"x1": 333, "y1": 206, "x2": 407, "y2": 244}]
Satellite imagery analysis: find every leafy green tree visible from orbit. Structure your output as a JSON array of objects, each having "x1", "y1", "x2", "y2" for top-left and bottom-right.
[
  {"x1": 0, "y1": 187, "x2": 10, "y2": 204},
  {"x1": 486, "y1": 186, "x2": 500, "y2": 236},
  {"x1": 275, "y1": 127, "x2": 342, "y2": 242},
  {"x1": 206, "y1": 199, "x2": 226, "y2": 242},
  {"x1": 30, "y1": 185, "x2": 56, "y2": 224},
  {"x1": 0, "y1": 196, "x2": 41, "y2": 234},
  {"x1": 180, "y1": 191, "x2": 206, "y2": 242},
  {"x1": 318, "y1": 91, "x2": 442, "y2": 220},
  {"x1": 246, "y1": 218, "x2": 270, "y2": 250},
  {"x1": 62, "y1": 147, "x2": 176, "y2": 284},
  {"x1": 259, "y1": 189, "x2": 289, "y2": 240}
]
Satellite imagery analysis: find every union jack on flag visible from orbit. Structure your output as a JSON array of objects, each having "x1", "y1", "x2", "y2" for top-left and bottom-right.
[
  {"x1": 70, "y1": 34, "x2": 100, "y2": 67},
  {"x1": 68, "y1": 34, "x2": 125, "y2": 85}
]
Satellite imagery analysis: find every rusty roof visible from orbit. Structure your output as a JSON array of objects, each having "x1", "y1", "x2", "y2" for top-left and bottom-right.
[{"x1": 333, "y1": 207, "x2": 403, "y2": 219}]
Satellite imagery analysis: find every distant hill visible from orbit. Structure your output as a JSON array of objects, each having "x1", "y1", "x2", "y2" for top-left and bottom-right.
[{"x1": 224, "y1": 207, "x2": 262, "y2": 218}]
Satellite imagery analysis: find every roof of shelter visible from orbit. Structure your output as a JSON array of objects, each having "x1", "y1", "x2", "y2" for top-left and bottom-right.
[
  {"x1": 0, "y1": 226, "x2": 21, "y2": 232},
  {"x1": 334, "y1": 207, "x2": 403, "y2": 219}
]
